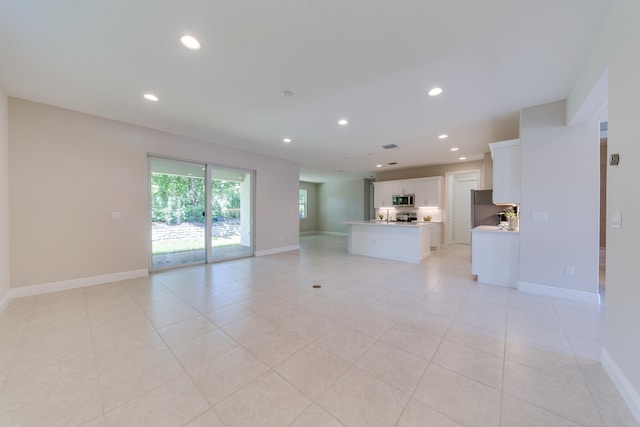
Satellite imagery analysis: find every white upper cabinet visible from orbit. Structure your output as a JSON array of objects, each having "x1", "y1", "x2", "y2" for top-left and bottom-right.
[
  {"x1": 390, "y1": 180, "x2": 415, "y2": 195},
  {"x1": 490, "y1": 139, "x2": 521, "y2": 204},
  {"x1": 373, "y1": 181, "x2": 392, "y2": 208},
  {"x1": 375, "y1": 177, "x2": 442, "y2": 208},
  {"x1": 414, "y1": 177, "x2": 442, "y2": 207}
]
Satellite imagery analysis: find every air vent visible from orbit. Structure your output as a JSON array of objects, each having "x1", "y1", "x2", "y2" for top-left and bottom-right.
[{"x1": 382, "y1": 144, "x2": 398, "y2": 150}]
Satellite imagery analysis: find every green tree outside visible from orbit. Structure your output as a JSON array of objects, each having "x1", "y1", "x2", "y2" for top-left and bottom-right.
[{"x1": 151, "y1": 174, "x2": 241, "y2": 224}]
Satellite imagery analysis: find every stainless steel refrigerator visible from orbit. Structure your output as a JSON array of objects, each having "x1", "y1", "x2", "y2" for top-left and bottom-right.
[{"x1": 470, "y1": 189, "x2": 504, "y2": 228}]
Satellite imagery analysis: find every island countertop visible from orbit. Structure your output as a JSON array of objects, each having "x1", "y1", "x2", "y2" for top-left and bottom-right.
[{"x1": 344, "y1": 220, "x2": 436, "y2": 228}]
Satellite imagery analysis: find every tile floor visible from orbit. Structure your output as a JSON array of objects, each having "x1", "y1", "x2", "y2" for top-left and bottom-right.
[{"x1": 0, "y1": 234, "x2": 637, "y2": 427}]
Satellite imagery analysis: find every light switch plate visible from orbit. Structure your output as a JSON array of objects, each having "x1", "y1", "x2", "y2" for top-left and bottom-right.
[
  {"x1": 611, "y1": 211, "x2": 622, "y2": 229},
  {"x1": 111, "y1": 211, "x2": 122, "y2": 220},
  {"x1": 531, "y1": 212, "x2": 548, "y2": 221}
]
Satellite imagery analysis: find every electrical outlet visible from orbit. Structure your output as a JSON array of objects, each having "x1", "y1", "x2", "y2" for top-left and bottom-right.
[{"x1": 565, "y1": 265, "x2": 575, "y2": 276}]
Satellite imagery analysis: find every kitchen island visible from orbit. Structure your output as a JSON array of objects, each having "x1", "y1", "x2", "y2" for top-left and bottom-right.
[{"x1": 344, "y1": 221, "x2": 435, "y2": 263}]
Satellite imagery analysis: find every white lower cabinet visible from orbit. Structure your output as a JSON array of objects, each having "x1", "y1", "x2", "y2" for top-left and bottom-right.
[
  {"x1": 471, "y1": 226, "x2": 519, "y2": 287},
  {"x1": 428, "y1": 222, "x2": 441, "y2": 248}
]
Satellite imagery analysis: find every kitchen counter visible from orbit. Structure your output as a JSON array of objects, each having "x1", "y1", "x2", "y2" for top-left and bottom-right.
[
  {"x1": 344, "y1": 221, "x2": 434, "y2": 263},
  {"x1": 472, "y1": 225, "x2": 519, "y2": 233}
]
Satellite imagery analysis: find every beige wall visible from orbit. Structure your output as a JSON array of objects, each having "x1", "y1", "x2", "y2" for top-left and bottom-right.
[
  {"x1": 603, "y1": 0, "x2": 640, "y2": 414},
  {"x1": 0, "y1": 86, "x2": 9, "y2": 302},
  {"x1": 9, "y1": 98, "x2": 300, "y2": 288},
  {"x1": 519, "y1": 100, "x2": 600, "y2": 296},
  {"x1": 299, "y1": 181, "x2": 319, "y2": 233},
  {"x1": 376, "y1": 159, "x2": 486, "y2": 187},
  {"x1": 570, "y1": 0, "x2": 640, "y2": 419},
  {"x1": 483, "y1": 152, "x2": 494, "y2": 189},
  {"x1": 318, "y1": 179, "x2": 369, "y2": 234}
]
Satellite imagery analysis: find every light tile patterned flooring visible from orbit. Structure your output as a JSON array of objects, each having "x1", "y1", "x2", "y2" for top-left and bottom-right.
[{"x1": 0, "y1": 234, "x2": 637, "y2": 426}]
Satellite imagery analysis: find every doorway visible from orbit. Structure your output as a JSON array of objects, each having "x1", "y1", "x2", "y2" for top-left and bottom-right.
[
  {"x1": 446, "y1": 170, "x2": 480, "y2": 245},
  {"x1": 599, "y1": 123, "x2": 607, "y2": 289},
  {"x1": 149, "y1": 156, "x2": 254, "y2": 270}
]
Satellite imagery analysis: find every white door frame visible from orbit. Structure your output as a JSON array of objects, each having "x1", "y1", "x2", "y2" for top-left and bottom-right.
[{"x1": 444, "y1": 169, "x2": 481, "y2": 246}]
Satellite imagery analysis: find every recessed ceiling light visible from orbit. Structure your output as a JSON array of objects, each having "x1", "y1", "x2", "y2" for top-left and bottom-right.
[
  {"x1": 428, "y1": 87, "x2": 443, "y2": 96},
  {"x1": 180, "y1": 35, "x2": 201, "y2": 50},
  {"x1": 283, "y1": 138, "x2": 292, "y2": 143},
  {"x1": 338, "y1": 119, "x2": 349, "y2": 126},
  {"x1": 143, "y1": 93, "x2": 159, "y2": 102},
  {"x1": 376, "y1": 164, "x2": 382, "y2": 168},
  {"x1": 459, "y1": 157, "x2": 467, "y2": 160},
  {"x1": 450, "y1": 147, "x2": 459, "y2": 152},
  {"x1": 438, "y1": 134, "x2": 448, "y2": 139}
]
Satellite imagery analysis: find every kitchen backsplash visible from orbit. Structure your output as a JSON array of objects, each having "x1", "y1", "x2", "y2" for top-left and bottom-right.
[{"x1": 375, "y1": 207, "x2": 443, "y2": 222}]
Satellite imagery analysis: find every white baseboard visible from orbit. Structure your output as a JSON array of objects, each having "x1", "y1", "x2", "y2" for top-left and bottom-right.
[
  {"x1": 0, "y1": 289, "x2": 10, "y2": 313},
  {"x1": 518, "y1": 281, "x2": 601, "y2": 304},
  {"x1": 318, "y1": 231, "x2": 348, "y2": 237},
  {"x1": 299, "y1": 231, "x2": 348, "y2": 237},
  {"x1": 601, "y1": 348, "x2": 640, "y2": 424},
  {"x1": 8, "y1": 269, "x2": 149, "y2": 300},
  {"x1": 255, "y1": 245, "x2": 300, "y2": 257}
]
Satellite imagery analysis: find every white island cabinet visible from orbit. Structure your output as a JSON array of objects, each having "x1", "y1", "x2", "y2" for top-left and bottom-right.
[
  {"x1": 471, "y1": 225, "x2": 519, "y2": 287},
  {"x1": 345, "y1": 221, "x2": 434, "y2": 263}
]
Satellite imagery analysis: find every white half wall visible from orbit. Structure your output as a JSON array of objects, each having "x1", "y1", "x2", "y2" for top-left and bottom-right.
[
  {"x1": 519, "y1": 100, "x2": 600, "y2": 298},
  {"x1": 0, "y1": 85, "x2": 9, "y2": 307},
  {"x1": 8, "y1": 98, "x2": 300, "y2": 288}
]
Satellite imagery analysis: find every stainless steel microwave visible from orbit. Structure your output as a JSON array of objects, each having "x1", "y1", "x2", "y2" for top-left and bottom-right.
[{"x1": 392, "y1": 194, "x2": 415, "y2": 207}]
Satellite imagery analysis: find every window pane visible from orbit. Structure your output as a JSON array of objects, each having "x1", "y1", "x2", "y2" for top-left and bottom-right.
[{"x1": 299, "y1": 189, "x2": 307, "y2": 218}]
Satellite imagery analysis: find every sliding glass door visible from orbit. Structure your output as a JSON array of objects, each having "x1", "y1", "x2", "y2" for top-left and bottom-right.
[
  {"x1": 149, "y1": 156, "x2": 253, "y2": 270},
  {"x1": 150, "y1": 158, "x2": 206, "y2": 269},
  {"x1": 209, "y1": 167, "x2": 253, "y2": 262}
]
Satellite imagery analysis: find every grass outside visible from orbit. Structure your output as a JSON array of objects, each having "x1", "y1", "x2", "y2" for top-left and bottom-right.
[{"x1": 152, "y1": 236, "x2": 241, "y2": 255}]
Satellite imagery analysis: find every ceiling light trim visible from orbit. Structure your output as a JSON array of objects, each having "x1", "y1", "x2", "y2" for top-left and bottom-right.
[{"x1": 180, "y1": 35, "x2": 201, "y2": 50}]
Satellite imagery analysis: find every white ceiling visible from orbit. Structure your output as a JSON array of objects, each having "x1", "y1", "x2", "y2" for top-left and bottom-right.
[{"x1": 0, "y1": 0, "x2": 611, "y2": 182}]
